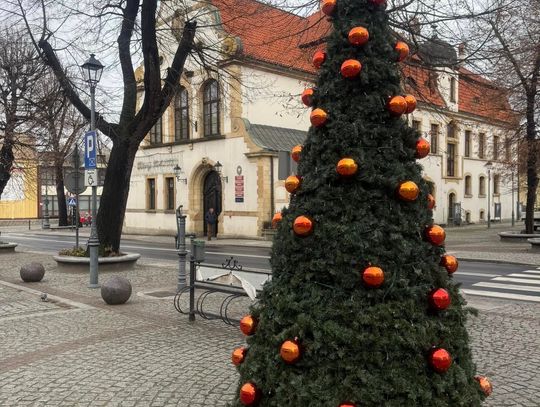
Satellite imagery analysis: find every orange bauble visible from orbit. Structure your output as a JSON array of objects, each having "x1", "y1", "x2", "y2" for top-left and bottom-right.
[
  {"x1": 310, "y1": 108, "x2": 328, "y2": 127},
  {"x1": 321, "y1": 0, "x2": 336, "y2": 16},
  {"x1": 293, "y1": 216, "x2": 313, "y2": 237},
  {"x1": 291, "y1": 145, "x2": 302, "y2": 162},
  {"x1": 425, "y1": 225, "x2": 446, "y2": 246},
  {"x1": 339, "y1": 404, "x2": 356, "y2": 407},
  {"x1": 387, "y1": 96, "x2": 408, "y2": 116},
  {"x1": 301, "y1": 88, "x2": 314, "y2": 107},
  {"x1": 395, "y1": 41, "x2": 409, "y2": 62},
  {"x1": 336, "y1": 158, "x2": 358, "y2": 176},
  {"x1": 232, "y1": 347, "x2": 247, "y2": 366},
  {"x1": 362, "y1": 266, "x2": 384, "y2": 288},
  {"x1": 429, "y1": 288, "x2": 451, "y2": 311},
  {"x1": 429, "y1": 348, "x2": 452, "y2": 373},
  {"x1": 240, "y1": 315, "x2": 258, "y2": 336},
  {"x1": 340, "y1": 59, "x2": 362, "y2": 78},
  {"x1": 397, "y1": 181, "x2": 419, "y2": 202},
  {"x1": 240, "y1": 382, "x2": 260, "y2": 406},
  {"x1": 280, "y1": 340, "x2": 301, "y2": 364},
  {"x1": 312, "y1": 50, "x2": 326, "y2": 69},
  {"x1": 427, "y1": 194, "x2": 436, "y2": 210},
  {"x1": 440, "y1": 254, "x2": 458, "y2": 274},
  {"x1": 348, "y1": 27, "x2": 369, "y2": 46},
  {"x1": 415, "y1": 138, "x2": 430, "y2": 159},
  {"x1": 404, "y1": 94, "x2": 417, "y2": 114},
  {"x1": 271, "y1": 212, "x2": 282, "y2": 229},
  {"x1": 285, "y1": 175, "x2": 301, "y2": 194},
  {"x1": 475, "y1": 376, "x2": 493, "y2": 396}
]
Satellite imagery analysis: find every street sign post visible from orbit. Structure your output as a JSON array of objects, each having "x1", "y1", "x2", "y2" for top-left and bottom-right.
[
  {"x1": 84, "y1": 131, "x2": 97, "y2": 170},
  {"x1": 67, "y1": 197, "x2": 77, "y2": 207}
]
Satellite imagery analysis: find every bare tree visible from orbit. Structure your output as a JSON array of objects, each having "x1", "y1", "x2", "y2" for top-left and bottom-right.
[{"x1": 0, "y1": 27, "x2": 44, "y2": 198}]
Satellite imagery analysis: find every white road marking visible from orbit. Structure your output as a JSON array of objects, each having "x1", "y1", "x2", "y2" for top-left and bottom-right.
[
  {"x1": 458, "y1": 271, "x2": 500, "y2": 278},
  {"x1": 506, "y1": 273, "x2": 540, "y2": 279},
  {"x1": 461, "y1": 289, "x2": 540, "y2": 302},
  {"x1": 522, "y1": 270, "x2": 540, "y2": 274},
  {"x1": 473, "y1": 282, "x2": 540, "y2": 293},
  {"x1": 492, "y1": 277, "x2": 540, "y2": 285}
]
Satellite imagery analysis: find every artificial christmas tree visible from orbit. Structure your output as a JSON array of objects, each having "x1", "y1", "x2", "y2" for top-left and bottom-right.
[{"x1": 230, "y1": 0, "x2": 490, "y2": 405}]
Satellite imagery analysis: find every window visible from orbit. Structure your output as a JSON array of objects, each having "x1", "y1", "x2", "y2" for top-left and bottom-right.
[
  {"x1": 464, "y1": 131, "x2": 471, "y2": 158},
  {"x1": 479, "y1": 176, "x2": 486, "y2": 196},
  {"x1": 493, "y1": 136, "x2": 499, "y2": 160},
  {"x1": 447, "y1": 143, "x2": 456, "y2": 176},
  {"x1": 412, "y1": 120, "x2": 421, "y2": 132},
  {"x1": 165, "y1": 177, "x2": 175, "y2": 210},
  {"x1": 450, "y1": 77, "x2": 457, "y2": 102},
  {"x1": 465, "y1": 175, "x2": 472, "y2": 196},
  {"x1": 505, "y1": 138, "x2": 511, "y2": 161},
  {"x1": 493, "y1": 174, "x2": 500, "y2": 194},
  {"x1": 478, "y1": 133, "x2": 486, "y2": 158},
  {"x1": 147, "y1": 178, "x2": 156, "y2": 210},
  {"x1": 430, "y1": 124, "x2": 439, "y2": 154},
  {"x1": 150, "y1": 116, "x2": 163, "y2": 144},
  {"x1": 203, "y1": 80, "x2": 220, "y2": 137},
  {"x1": 447, "y1": 122, "x2": 457, "y2": 139},
  {"x1": 175, "y1": 87, "x2": 189, "y2": 141},
  {"x1": 480, "y1": 210, "x2": 485, "y2": 221}
]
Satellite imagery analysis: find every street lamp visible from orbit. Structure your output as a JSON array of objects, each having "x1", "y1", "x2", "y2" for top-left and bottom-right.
[
  {"x1": 81, "y1": 53, "x2": 104, "y2": 289},
  {"x1": 42, "y1": 169, "x2": 50, "y2": 229},
  {"x1": 485, "y1": 161, "x2": 493, "y2": 229},
  {"x1": 173, "y1": 164, "x2": 187, "y2": 184},
  {"x1": 213, "y1": 161, "x2": 228, "y2": 183}
]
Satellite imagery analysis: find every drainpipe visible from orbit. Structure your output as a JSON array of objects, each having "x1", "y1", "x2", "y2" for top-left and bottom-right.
[{"x1": 270, "y1": 156, "x2": 275, "y2": 222}]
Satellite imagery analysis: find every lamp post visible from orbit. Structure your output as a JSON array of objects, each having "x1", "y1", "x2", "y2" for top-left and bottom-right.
[
  {"x1": 214, "y1": 161, "x2": 228, "y2": 183},
  {"x1": 511, "y1": 166, "x2": 515, "y2": 227},
  {"x1": 42, "y1": 170, "x2": 50, "y2": 229},
  {"x1": 173, "y1": 164, "x2": 187, "y2": 184},
  {"x1": 485, "y1": 161, "x2": 493, "y2": 229},
  {"x1": 81, "y1": 53, "x2": 104, "y2": 289}
]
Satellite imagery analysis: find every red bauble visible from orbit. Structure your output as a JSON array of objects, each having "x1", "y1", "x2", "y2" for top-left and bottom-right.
[
  {"x1": 475, "y1": 376, "x2": 493, "y2": 396},
  {"x1": 427, "y1": 194, "x2": 436, "y2": 210},
  {"x1": 415, "y1": 138, "x2": 430, "y2": 159},
  {"x1": 404, "y1": 94, "x2": 417, "y2": 114},
  {"x1": 271, "y1": 212, "x2": 282, "y2": 229},
  {"x1": 429, "y1": 348, "x2": 452, "y2": 373},
  {"x1": 291, "y1": 145, "x2": 302, "y2": 162},
  {"x1": 348, "y1": 27, "x2": 369, "y2": 46},
  {"x1": 240, "y1": 315, "x2": 258, "y2": 336},
  {"x1": 232, "y1": 347, "x2": 247, "y2": 366},
  {"x1": 440, "y1": 254, "x2": 458, "y2": 274},
  {"x1": 240, "y1": 382, "x2": 260, "y2": 405},
  {"x1": 312, "y1": 50, "x2": 326, "y2": 69},
  {"x1": 341, "y1": 59, "x2": 362, "y2": 78},
  {"x1": 425, "y1": 225, "x2": 446, "y2": 246},
  {"x1": 362, "y1": 266, "x2": 385, "y2": 288},
  {"x1": 301, "y1": 88, "x2": 314, "y2": 107},
  {"x1": 280, "y1": 340, "x2": 301, "y2": 364},
  {"x1": 310, "y1": 108, "x2": 328, "y2": 127},
  {"x1": 387, "y1": 96, "x2": 408, "y2": 116},
  {"x1": 429, "y1": 288, "x2": 451, "y2": 311},
  {"x1": 395, "y1": 41, "x2": 409, "y2": 62},
  {"x1": 321, "y1": 0, "x2": 336, "y2": 16},
  {"x1": 293, "y1": 216, "x2": 313, "y2": 237}
]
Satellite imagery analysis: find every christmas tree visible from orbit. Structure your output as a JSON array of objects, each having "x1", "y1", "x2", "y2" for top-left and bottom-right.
[{"x1": 230, "y1": 0, "x2": 492, "y2": 405}]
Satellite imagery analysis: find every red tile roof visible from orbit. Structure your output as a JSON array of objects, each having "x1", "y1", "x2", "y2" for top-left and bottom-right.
[{"x1": 212, "y1": 0, "x2": 516, "y2": 125}]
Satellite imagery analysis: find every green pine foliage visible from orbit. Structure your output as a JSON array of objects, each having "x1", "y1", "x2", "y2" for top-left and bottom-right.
[{"x1": 231, "y1": 0, "x2": 485, "y2": 405}]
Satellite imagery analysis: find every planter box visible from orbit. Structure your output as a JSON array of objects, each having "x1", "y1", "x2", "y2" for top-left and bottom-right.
[
  {"x1": 53, "y1": 253, "x2": 140, "y2": 272},
  {"x1": 528, "y1": 238, "x2": 540, "y2": 253},
  {"x1": 498, "y1": 231, "x2": 540, "y2": 243},
  {"x1": 0, "y1": 243, "x2": 17, "y2": 253}
]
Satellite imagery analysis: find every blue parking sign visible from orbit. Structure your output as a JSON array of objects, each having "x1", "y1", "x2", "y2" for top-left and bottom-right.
[{"x1": 84, "y1": 131, "x2": 97, "y2": 169}]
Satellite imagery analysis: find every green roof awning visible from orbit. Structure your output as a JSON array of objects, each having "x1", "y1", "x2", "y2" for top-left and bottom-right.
[{"x1": 244, "y1": 119, "x2": 307, "y2": 152}]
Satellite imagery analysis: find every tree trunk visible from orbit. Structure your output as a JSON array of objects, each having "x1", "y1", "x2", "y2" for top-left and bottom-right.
[
  {"x1": 0, "y1": 141, "x2": 14, "y2": 198},
  {"x1": 524, "y1": 95, "x2": 539, "y2": 234},
  {"x1": 55, "y1": 161, "x2": 68, "y2": 226},
  {"x1": 96, "y1": 135, "x2": 139, "y2": 252}
]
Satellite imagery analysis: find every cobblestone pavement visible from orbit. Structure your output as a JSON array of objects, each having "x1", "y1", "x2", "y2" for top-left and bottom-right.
[{"x1": 0, "y1": 250, "x2": 539, "y2": 406}]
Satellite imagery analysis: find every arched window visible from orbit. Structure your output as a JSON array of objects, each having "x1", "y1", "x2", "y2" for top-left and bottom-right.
[
  {"x1": 465, "y1": 175, "x2": 472, "y2": 196},
  {"x1": 175, "y1": 87, "x2": 189, "y2": 141},
  {"x1": 479, "y1": 176, "x2": 486, "y2": 196},
  {"x1": 150, "y1": 116, "x2": 163, "y2": 144},
  {"x1": 203, "y1": 80, "x2": 220, "y2": 137},
  {"x1": 493, "y1": 174, "x2": 500, "y2": 194}
]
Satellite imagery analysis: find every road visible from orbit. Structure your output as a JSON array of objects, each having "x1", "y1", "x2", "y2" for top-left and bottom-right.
[{"x1": 4, "y1": 231, "x2": 540, "y2": 303}]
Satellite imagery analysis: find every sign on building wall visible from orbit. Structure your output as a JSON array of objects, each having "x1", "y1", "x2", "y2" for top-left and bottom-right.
[{"x1": 235, "y1": 175, "x2": 244, "y2": 203}]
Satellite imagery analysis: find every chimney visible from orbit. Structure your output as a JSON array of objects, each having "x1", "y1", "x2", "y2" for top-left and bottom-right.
[{"x1": 458, "y1": 42, "x2": 467, "y2": 66}]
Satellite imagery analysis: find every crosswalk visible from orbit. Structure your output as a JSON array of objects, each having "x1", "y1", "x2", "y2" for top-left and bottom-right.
[{"x1": 462, "y1": 267, "x2": 540, "y2": 303}]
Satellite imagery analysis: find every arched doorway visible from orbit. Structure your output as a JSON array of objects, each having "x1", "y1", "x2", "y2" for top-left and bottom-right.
[
  {"x1": 448, "y1": 193, "x2": 455, "y2": 224},
  {"x1": 203, "y1": 171, "x2": 222, "y2": 237}
]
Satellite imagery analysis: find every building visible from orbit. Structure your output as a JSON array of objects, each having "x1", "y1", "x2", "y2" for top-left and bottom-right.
[{"x1": 124, "y1": 0, "x2": 518, "y2": 238}]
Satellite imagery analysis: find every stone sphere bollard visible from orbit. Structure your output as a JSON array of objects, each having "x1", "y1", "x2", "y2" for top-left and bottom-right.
[
  {"x1": 101, "y1": 276, "x2": 132, "y2": 305},
  {"x1": 20, "y1": 262, "x2": 45, "y2": 282}
]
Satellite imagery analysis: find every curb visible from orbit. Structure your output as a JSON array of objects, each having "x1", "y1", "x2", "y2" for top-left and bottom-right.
[{"x1": 456, "y1": 257, "x2": 540, "y2": 267}]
